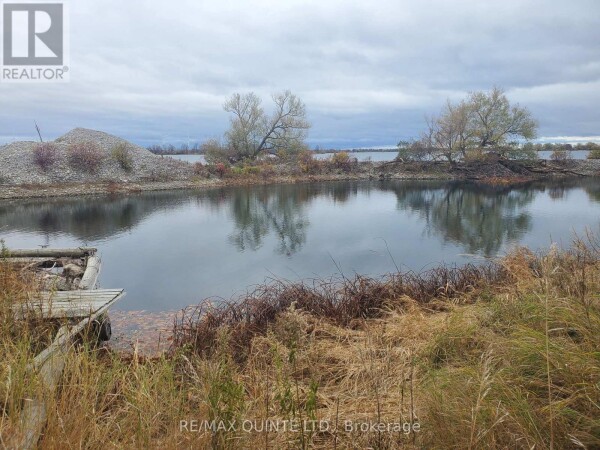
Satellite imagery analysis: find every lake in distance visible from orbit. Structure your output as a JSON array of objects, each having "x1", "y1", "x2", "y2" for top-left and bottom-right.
[
  {"x1": 166, "y1": 150, "x2": 590, "y2": 164},
  {"x1": 1, "y1": 178, "x2": 599, "y2": 311}
]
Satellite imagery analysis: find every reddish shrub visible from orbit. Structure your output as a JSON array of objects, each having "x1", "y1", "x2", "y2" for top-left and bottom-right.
[
  {"x1": 215, "y1": 162, "x2": 228, "y2": 177},
  {"x1": 33, "y1": 142, "x2": 58, "y2": 171},
  {"x1": 68, "y1": 142, "x2": 104, "y2": 173}
]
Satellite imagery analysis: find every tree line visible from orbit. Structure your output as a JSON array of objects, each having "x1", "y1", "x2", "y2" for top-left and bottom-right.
[
  {"x1": 146, "y1": 86, "x2": 598, "y2": 163},
  {"x1": 398, "y1": 87, "x2": 540, "y2": 163}
]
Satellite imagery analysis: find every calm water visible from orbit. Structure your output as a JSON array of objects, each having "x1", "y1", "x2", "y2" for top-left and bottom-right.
[
  {"x1": 165, "y1": 150, "x2": 590, "y2": 164},
  {"x1": 317, "y1": 150, "x2": 590, "y2": 161},
  {"x1": 165, "y1": 152, "x2": 399, "y2": 163},
  {"x1": 315, "y1": 151, "x2": 399, "y2": 161},
  {"x1": 538, "y1": 150, "x2": 589, "y2": 160},
  {"x1": 166, "y1": 154, "x2": 206, "y2": 164},
  {"x1": 1, "y1": 179, "x2": 599, "y2": 311}
]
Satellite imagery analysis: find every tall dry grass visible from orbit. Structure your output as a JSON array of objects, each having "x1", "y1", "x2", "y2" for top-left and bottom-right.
[{"x1": 0, "y1": 235, "x2": 598, "y2": 448}]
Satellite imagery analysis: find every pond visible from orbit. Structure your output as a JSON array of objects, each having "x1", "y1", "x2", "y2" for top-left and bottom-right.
[{"x1": 1, "y1": 179, "x2": 599, "y2": 312}]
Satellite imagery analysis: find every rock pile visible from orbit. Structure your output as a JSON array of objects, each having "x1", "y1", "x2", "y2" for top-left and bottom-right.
[{"x1": 0, "y1": 128, "x2": 194, "y2": 185}]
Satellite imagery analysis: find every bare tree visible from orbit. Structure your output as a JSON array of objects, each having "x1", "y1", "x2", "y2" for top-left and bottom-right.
[
  {"x1": 223, "y1": 92, "x2": 265, "y2": 159},
  {"x1": 223, "y1": 90, "x2": 310, "y2": 160},
  {"x1": 403, "y1": 87, "x2": 538, "y2": 163},
  {"x1": 469, "y1": 86, "x2": 537, "y2": 147}
]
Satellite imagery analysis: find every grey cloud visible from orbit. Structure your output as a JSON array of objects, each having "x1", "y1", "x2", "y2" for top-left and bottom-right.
[{"x1": 0, "y1": 0, "x2": 598, "y2": 147}]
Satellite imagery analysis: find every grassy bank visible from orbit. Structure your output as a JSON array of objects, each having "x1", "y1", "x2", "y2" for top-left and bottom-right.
[{"x1": 1, "y1": 236, "x2": 599, "y2": 448}]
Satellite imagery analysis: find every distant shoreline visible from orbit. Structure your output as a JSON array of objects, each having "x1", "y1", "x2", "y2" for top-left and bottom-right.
[
  {"x1": 148, "y1": 148, "x2": 399, "y2": 156},
  {"x1": 2, "y1": 158, "x2": 599, "y2": 201}
]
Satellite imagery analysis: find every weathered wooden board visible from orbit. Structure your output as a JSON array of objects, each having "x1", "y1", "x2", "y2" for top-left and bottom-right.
[
  {"x1": 5, "y1": 247, "x2": 97, "y2": 258},
  {"x1": 16, "y1": 326, "x2": 69, "y2": 450},
  {"x1": 14, "y1": 289, "x2": 124, "y2": 319},
  {"x1": 7, "y1": 247, "x2": 125, "y2": 449},
  {"x1": 0, "y1": 257, "x2": 58, "y2": 265},
  {"x1": 28, "y1": 290, "x2": 126, "y2": 370}
]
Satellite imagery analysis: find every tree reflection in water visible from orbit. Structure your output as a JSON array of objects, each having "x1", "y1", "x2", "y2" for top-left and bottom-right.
[
  {"x1": 224, "y1": 184, "x2": 360, "y2": 256},
  {"x1": 386, "y1": 181, "x2": 534, "y2": 255},
  {"x1": 2, "y1": 179, "x2": 600, "y2": 258}
]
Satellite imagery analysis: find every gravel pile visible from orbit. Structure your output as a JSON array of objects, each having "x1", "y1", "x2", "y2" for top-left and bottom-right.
[{"x1": 0, "y1": 128, "x2": 194, "y2": 185}]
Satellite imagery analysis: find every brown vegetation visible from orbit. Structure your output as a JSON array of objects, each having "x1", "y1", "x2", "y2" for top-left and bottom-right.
[
  {"x1": 68, "y1": 141, "x2": 104, "y2": 173},
  {"x1": 33, "y1": 143, "x2": 58, "y2": 171},
  {"x1": 174, "y1": 263, "x2": 505, "y2": 362},
  {"x1": 1, "y1": 235, "x2": 599, "y2": 448}
]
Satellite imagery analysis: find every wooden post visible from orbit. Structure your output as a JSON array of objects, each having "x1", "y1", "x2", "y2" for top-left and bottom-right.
[
  {"x1": 15, "y1": 327, "x2": 69, "y2": 450},
  {"x1": 79, "y1": 255, "x2": 101, "y2": 290}
]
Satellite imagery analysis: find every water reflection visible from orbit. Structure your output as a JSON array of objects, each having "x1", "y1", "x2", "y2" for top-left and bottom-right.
[
  {"x1": 385, "y1": 182, "x2": 534, "y2": 255},
  {"x1": 1, "y1": 179, "x2": 600, "y2": 257},
  {"x1": 226, "y1": 186, "x2": 310, "y2": 255},
  {"x1": 0, "y1": 192, "x2": 191, "y2": 241}
]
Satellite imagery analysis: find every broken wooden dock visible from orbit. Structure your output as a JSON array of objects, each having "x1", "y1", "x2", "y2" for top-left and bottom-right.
[{"x1": 4, "y1": 247, "x2": 125, "y2": 449}]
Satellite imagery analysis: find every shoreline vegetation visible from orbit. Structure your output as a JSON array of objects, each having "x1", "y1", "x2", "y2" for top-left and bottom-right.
[
  {"x1": 145, "y1": 143, "x2": 600, "y2": 157},
  {"x1": 1, "y1": 87, "x2": 598, "y2": 201},
  {"x1": 1, "y1": 132, "x2": 600, "y2": 200},
  {"x1": 1, "y1": 234, "x2": 599, "y2": 447}
]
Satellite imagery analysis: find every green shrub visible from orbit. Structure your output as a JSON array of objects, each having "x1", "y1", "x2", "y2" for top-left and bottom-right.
[
  {"x1": 463, "y1": 148, "x2": 485, "y2": 162},
  {"x1": 587, "y1": 148, "x2": 600, "y2": 159},
  {"x1": 203, "y1": 139, "x2": 236, "y2": 165},
  {"x1": 111, "y1": 143, "x2": 133, "y2": 172},
  {"x1": 504, "y1": 143, "x2": 538, "y2": 160},
  {"x1": 241, "y1": 166, "x2": 260, "y2": 175}
]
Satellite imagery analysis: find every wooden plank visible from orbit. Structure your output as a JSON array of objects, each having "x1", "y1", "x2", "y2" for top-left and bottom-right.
[
  {"x1": 79, "y1": 255, "x2": 101, "y2": 290},
  {"x1": 29, "y1": 290, "x2": 126, "y2": 371},
  {"x1": 31, "y1": 289, "x2": 123, "y2": 301},
  {"x1": 0, "y1": 257, "x2": 59, "y2": 265},
  {"x1": 5, "y1": 248, "x2": 97, "y2": 258},
  {"x1": 16, "y1": 326, "x2": 69, "y2": 450},
  {"x1": 23, "y1": 305, "x2": 108, "y2": 319},
  {"x1": 16, "y1": 285, "x2": 121, "y2": 449},
  {"x1": 14, "y1": 289, "x2": 125, "y2": 319}
]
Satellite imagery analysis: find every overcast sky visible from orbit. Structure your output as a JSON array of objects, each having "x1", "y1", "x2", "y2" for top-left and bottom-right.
[{"x1": 1, "y1": 0, "x2": 599, "y2": 148}]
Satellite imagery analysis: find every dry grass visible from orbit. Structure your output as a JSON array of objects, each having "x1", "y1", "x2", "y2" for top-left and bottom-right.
[
  {"x1": 1, "y1": 235, "x2": 599, "y2": 448},
  {"x1": 174, "y1": 263, "x2": 506, "y2": 362}
]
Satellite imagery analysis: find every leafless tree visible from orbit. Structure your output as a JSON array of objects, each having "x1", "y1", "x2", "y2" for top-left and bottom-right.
[
  {"x1": 223, "y1": 90, "x2": 310, "y2": 160},
  {"x1": 403, "y1": 87, "x2": 538, "y2": 163}
]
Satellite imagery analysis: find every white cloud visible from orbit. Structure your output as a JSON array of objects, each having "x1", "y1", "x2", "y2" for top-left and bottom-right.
[{"x1": 0, "y1": 0, "x2": 598, "y2": 146}]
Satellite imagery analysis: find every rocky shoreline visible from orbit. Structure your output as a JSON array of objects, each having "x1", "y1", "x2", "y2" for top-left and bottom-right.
[
  {"x1": 1, "y1": 158, "x2": 599, "y2": 200},
  {"x1": 1, "y1": 128, "x2": 599, "y2": 200}
]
